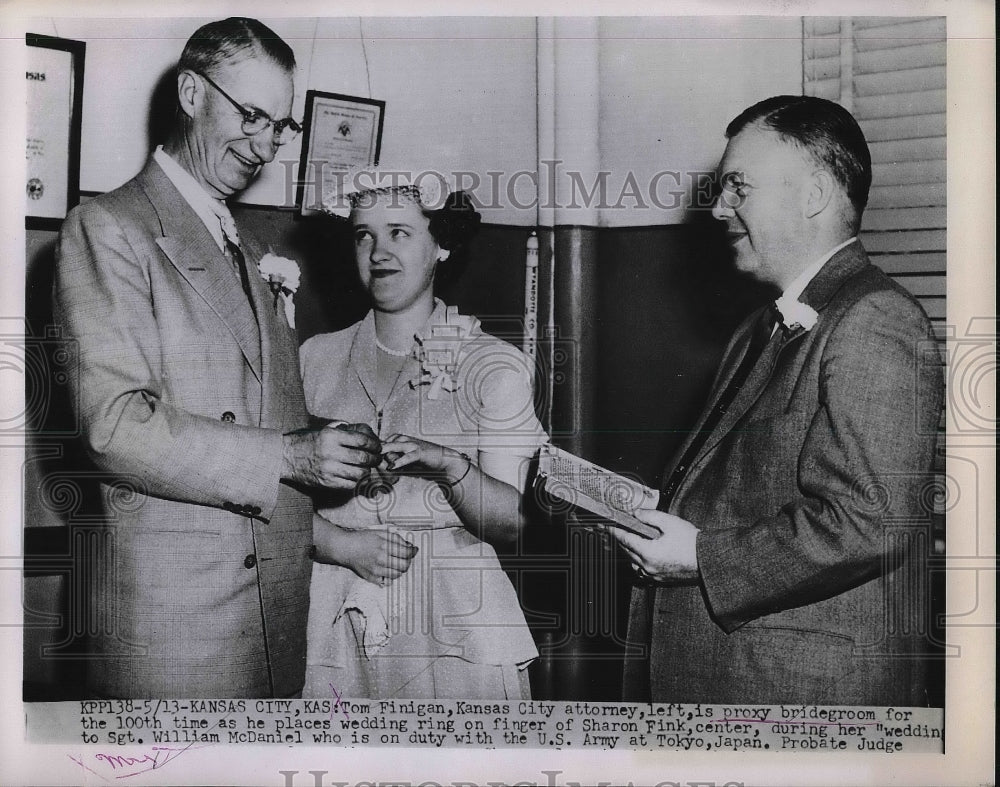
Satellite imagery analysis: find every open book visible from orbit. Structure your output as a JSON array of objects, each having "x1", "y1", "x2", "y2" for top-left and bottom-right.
[{"x1": 536, "y1": 444, "x2": 661, "y2": 538}]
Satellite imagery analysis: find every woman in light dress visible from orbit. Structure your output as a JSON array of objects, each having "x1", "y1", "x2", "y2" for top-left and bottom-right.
[{"x1": 300, "y1": 175, "x2": 546, "y2": 700}]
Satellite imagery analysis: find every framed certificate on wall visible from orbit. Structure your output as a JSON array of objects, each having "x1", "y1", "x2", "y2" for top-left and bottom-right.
[
  {"x1": 25, "y1": 34, "x2": 86, "y2": 230},
  {"x1": 296, "y1": 91, "x2": 385, "y2": 216}
]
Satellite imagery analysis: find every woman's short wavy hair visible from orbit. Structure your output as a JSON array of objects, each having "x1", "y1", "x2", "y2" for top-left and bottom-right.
[
  {"x1": 424, "y1": 190, "x2": 482, "y2": 253},
  {"x1": 424, "y1": 190, "x2": 481, "y2": 292}
]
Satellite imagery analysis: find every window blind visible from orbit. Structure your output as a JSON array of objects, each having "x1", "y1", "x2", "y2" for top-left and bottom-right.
[
  {"x1": 804, "y1": 16, "x2": 948, "y2": 546},
  {"x1": 804, "y1": 16, "x2": 946, "y2": 323}
]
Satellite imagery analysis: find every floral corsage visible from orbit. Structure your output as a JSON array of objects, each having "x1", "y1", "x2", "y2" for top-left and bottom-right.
[
  {"x1": 411, "y1": 306, "x2": 482, "y2": 400},
  {"x1": 774, "y1": 294, "x2": 819, "y2": 333}
]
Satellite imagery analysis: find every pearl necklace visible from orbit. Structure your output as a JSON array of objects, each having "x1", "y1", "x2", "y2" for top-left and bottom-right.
[{"x1": 374, "y1": 335, "x2": 413, "y2": 358}]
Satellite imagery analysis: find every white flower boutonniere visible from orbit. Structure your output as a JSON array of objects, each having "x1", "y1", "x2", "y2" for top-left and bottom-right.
[
  {"x1": 257, "y1": 253, "x2": 301, "y2": 329},
  {"x1": 411, "y1": 306, "x2": 482, "y2": 400},
  {"x1": 774, "y1": 295, "x2": 819, "y2": 333}
]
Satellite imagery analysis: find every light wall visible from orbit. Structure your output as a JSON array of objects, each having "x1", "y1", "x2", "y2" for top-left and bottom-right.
[
  {"x1": 34, "y1": 16, "x2": 802, "y2": 226},
  {"x1": 598, "y1": 16, "x2": 803, "y2": 226}
]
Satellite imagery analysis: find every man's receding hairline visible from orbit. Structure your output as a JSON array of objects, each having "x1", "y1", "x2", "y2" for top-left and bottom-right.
[
  {"x1": 730, "y1": 115, "x2": 826, "y2": 165},
  {"x1": 200, "y1": 45, "x2": 294, "y2": 79},
  {"x1": 728, "y1": 121, "x2": 822, "y2": 172}
]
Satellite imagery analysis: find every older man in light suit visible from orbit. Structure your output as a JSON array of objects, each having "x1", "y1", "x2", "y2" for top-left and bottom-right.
[
  {"x1": 610, "y1": 96, "x2": 943, "y2": 706},
  {"x1": 54, "y1": 18, "x2": 380, "y2": 698}
]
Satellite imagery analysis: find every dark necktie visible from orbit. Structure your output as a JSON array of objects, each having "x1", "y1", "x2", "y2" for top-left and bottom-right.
[
  {"x1": 658, "y1": 303, "x2": 780, "y2": 510},
  {"x1": 224, "y1": 233, "x2": 257, "y2": 312}
]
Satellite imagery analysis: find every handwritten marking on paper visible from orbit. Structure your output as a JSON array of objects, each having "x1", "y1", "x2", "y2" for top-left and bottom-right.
[{"x1": 69, "y1": 745, "x2": 208, "y2": 780}]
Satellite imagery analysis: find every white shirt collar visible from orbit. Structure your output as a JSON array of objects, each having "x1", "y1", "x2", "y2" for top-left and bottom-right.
[
  {"x1": 780, "y1": 236, "x2": 858, "y2": 303},
  {"x1": 153, "y1": 145, "x2": 228, "y2": 252}
]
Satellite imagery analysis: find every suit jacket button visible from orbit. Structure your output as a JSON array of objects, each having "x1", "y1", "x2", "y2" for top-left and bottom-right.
[
  {"x1": 250, "y1": 506, "x2": 262, "y2": 516},
  {"x1": 244, "y1": 554, "x2": 257, "y2": 569},
  {"x1": 221, "y1": 411, "x2": 236, "y2": 423}
]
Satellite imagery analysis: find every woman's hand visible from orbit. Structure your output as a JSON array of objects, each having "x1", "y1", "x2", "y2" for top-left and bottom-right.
[
  {"x1": 313, "y1": 516, "x2": 418, "y2": 586},
  {"x1": 380, "y1": 434, "x2": 526, "y2": 545},
  {"x1": 381, "y1": 433, "x2": 471, "y2": 486}
]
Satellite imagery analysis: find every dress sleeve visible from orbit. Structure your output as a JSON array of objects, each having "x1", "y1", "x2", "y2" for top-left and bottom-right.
[{"x1": 467, "y1": 340, "x2": 548, "y2": 458}]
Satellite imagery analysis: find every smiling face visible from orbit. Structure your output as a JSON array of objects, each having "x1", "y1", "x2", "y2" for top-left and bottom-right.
[
  {"x1": 179, "y1": 54, "x2": 293, "y2": 198},
  {"x1": 352, "y1": 193, "x2": 444, "y2": 317},
  {"x1": 711, "y1": 123, "x2": 815, "y2": 288}
]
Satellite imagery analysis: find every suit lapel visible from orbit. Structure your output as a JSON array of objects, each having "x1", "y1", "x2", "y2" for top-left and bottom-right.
[
  {"x1": 692, "y1": 324, "x2": 808, "y2": 463},
  {"x1": 676, "y1": 242, "x2": 871, "y2": 487},
  {"x1": 241, "y1": 231, "x2": 283, "y2": 424},
  {"x1": 662, "y1": 315, "x2": 758, "y2": 477},
  {"x1": 797, "y1": 240, "x2": 870, "y2": 313},
  {"x1": 138, "y1": 160, "x2": 263, "y2": 382}
]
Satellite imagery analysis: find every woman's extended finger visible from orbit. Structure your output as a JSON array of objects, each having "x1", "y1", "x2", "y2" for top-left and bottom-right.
[
  {"x1": 381, "y1": 433, "x2": 419, "y2": 448},
  {"x1": 382, "y1": 438, "x2": 419, "y2": 455},
  {"x1": 385, "y1": 450, "x2": 422, "y2": 470}
]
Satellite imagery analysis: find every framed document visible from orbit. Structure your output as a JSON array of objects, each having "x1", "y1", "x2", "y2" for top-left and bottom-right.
[
  {"x1": 296, "y1": 90, "x2": 385, "y2": 216},
  {"x1": 25, "y1": 33, "x2": 85, "y2": 230}
]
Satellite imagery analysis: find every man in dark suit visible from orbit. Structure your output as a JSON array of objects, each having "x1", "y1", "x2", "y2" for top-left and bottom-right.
[
  {"x1": 609, "y1": 95, "x2": 943, "y2": 705},
  {"x1": 54, "y1": 18, "x2": 380, "y2": 697}
]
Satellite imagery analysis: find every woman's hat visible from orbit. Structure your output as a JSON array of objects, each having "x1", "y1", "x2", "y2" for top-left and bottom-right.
[{"x1": 321, "y1": 166, "x2": 453, "y2": 218}]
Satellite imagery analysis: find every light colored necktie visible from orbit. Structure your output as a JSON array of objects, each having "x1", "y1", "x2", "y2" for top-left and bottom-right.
[
  {"x1": 212, "y1": 202, "x2": 255, "y2": 307},
  {"x1": 212, "y1": 202, "x2": 241, "y2": 254}
]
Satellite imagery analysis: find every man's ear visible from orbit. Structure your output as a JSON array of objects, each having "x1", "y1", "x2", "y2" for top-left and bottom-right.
[
  {"x1": 176, "y1": 70, "x2": 199, "y2": 121},
  {"x1": 804, "y1": 169, "x2": 836, "y2": 219}
]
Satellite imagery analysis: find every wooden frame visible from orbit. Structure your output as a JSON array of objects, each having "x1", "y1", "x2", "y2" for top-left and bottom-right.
[
  {"x1": 296, "y1": 90, "x2": 385, "y2": 216},
  {"x1": 25, "y1": 33, "x2": 86, "y2": 230}
]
